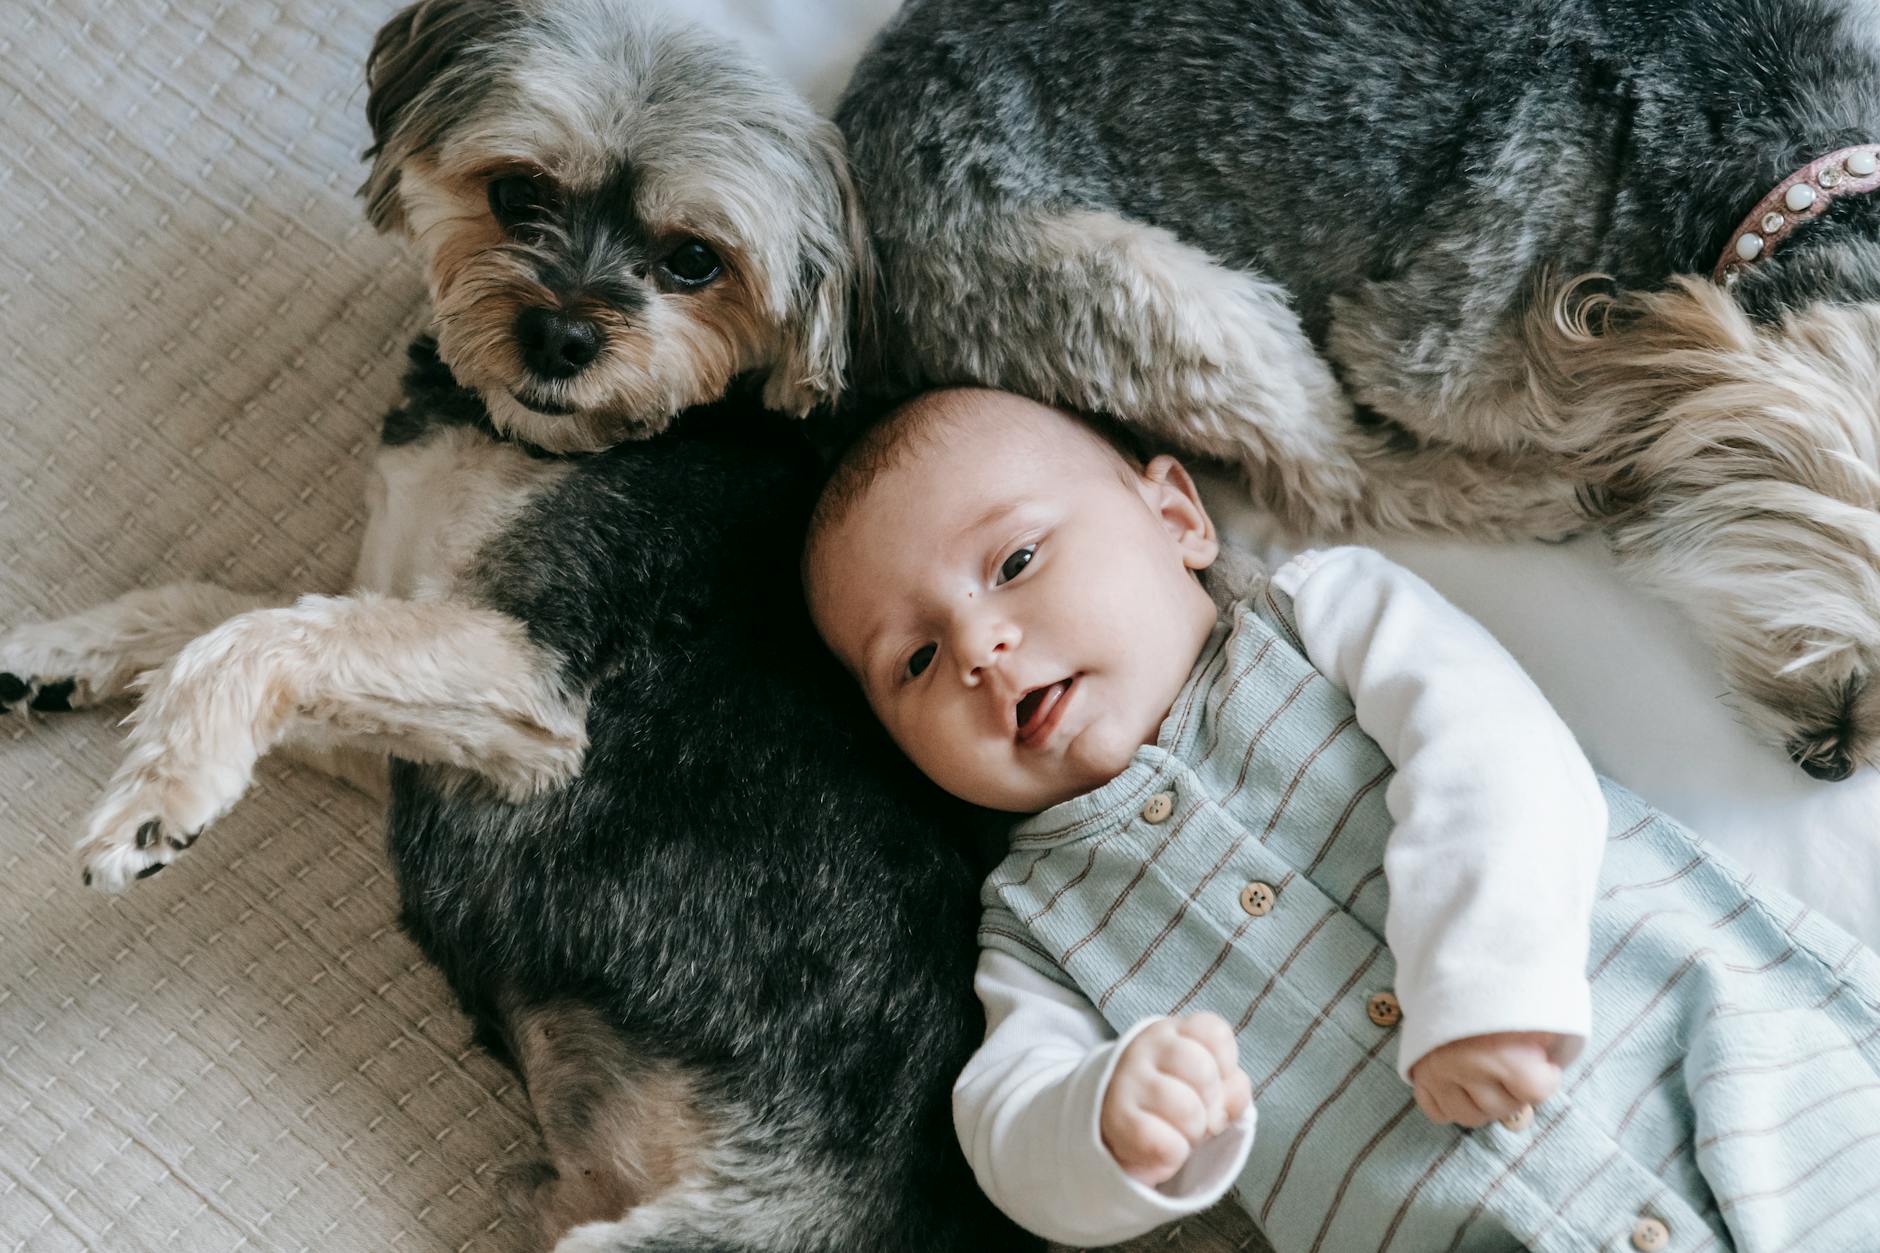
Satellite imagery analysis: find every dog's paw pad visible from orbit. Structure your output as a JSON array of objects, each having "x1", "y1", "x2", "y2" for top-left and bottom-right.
[
  {"x1": 28, "y1": 678, "x2": 75, "y2": 712},
  {"x1": 79, "y1": 788, "x2": 214, "y2": 892},
  {"x1": 1, "y1": 671, "x2": 83, "y2": 718},
  {"x1": 79, "y1": 837, "x2": 175, "y2": 893},
  {"x1": 1789, "y1": 736, "x2": 1855, "y2": 782}
]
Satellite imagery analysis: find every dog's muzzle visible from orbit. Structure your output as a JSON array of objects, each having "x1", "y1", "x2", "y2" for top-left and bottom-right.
[{"x1": 516, "y1": 306, "x2": 604, "y2": 379}]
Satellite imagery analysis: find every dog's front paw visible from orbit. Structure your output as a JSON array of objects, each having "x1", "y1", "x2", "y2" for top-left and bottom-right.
[
  {"x1": 0, "y1": 622, "x2": 93, "y2": 719},
  {"x1": 0, "y1": 669, "x2": 83, "y2": 716},
  {"x1": 76, "y1": 758, "x2": 237, "y2": 891}
]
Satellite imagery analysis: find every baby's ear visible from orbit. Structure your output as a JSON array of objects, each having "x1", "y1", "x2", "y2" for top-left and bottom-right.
[{"x1": 1141, "y1": 455, "x2": 1219, "y2": 571}]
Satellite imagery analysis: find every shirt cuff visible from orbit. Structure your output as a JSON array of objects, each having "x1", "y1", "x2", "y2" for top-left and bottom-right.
[
  {"x1": 1270, "y1": 546, "x2": 1356, "y2": 597},
  {"x1": 1067, "y1": 1018, "x2": 1258, "y2": 1240},
  {"x1": 1396, "y1": 971, "x2": 1592, "y2": 1081}
]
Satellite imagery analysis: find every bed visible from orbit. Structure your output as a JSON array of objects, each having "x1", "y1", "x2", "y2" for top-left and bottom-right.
[{"x1": 3, "y1": 2, "x2": 1874, "y2": 1250}]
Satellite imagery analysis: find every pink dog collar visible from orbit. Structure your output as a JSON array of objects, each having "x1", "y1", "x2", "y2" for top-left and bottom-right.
[{"x1": 1713, "y1": 144, "x2": 1880, "y2": 284}]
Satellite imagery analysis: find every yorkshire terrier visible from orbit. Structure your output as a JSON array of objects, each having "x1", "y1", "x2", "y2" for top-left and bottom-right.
[{"x1": 0, "y1": 1, "x2": 1029, "y2": 1249}]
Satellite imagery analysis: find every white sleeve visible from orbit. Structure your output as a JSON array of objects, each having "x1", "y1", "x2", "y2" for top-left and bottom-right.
[
  {"x1": 1271, "y1": 547, "x2": 1606, "y2": 1081},
  {"x1": 952, "y1": 949, "x2": 1256, "y2": 1246}
]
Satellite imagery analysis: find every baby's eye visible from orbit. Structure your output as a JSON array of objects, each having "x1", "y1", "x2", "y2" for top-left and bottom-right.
[
  {"x1": 997, "y1": 545, "x2": 1037, "y2": 585},
  {"x1": 906, "y1": 643, "x2": 936, "y2": 679}
]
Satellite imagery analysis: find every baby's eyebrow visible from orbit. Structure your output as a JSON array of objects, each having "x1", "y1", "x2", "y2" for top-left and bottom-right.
[
  {"x1": 855, "y1": 617, "x2": 900, "y2": 686},
  {"x1": 956, "y1": 499, "x2": 1022, "y2": 542}
]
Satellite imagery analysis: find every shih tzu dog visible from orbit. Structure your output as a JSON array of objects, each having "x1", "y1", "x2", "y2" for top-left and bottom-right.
[
  {"x1": 0, "y1": 1, "x2": 1030, "y2": 1249},
  {"x1": 838, "y1": 0, "x2": 1880, "y2": 781}
]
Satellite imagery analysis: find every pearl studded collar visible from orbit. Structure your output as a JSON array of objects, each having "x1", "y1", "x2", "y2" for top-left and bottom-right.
[{"x1": 1713, "y1": 144, "x2": 1880, "y2": 284}]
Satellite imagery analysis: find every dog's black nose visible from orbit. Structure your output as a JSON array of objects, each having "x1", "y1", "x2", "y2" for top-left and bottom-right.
[{"x1": 516, "y1": 307, "x2": 603, "y2": 379}]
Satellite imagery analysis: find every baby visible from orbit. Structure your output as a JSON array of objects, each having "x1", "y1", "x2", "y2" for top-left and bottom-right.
[{"x1": 804, "y1": 390, "x2": 1880, "y2": 1252}]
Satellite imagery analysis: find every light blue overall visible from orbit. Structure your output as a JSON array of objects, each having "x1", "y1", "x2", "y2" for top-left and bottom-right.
[{"x1": 980, "y1": 578, "x2": 1880, "y2": 1253}]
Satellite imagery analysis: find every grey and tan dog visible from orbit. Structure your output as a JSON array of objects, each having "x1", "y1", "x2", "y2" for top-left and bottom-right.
[
  {"x1": 1, "y1": 1, "x2": 1033, "y2": 1249},
  {"x1": 838, "y1": 0, "x2": 1880, "y2": 781}
]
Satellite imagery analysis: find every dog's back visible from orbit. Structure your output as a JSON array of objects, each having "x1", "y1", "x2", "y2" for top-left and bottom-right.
[
  {"x1": 840, "y1": 0, "x2": 1880, "y2": 348},
  {"x1": 380, "y1": 355, "x2": 1029, "y2": 1251}
]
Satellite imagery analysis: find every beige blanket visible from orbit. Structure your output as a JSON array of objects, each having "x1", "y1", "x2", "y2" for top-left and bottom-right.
[{"x1": 0, "y1": 1, "x2": 543, "y2": 1248}]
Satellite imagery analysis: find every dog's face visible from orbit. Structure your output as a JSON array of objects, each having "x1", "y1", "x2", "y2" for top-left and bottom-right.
[{"x1": 362, "y1": 0, "x2": 866, "y2": 451}]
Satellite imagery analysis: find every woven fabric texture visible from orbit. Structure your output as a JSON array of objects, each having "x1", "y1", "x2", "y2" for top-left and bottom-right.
[{"x1": 0, "y1": 2, "x2": 533, "y2": 1249}]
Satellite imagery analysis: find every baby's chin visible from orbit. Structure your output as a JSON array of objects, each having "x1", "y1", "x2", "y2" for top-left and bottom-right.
[
  {"x1": 926, "y1": 709, "x2": 1165, "y2": 814},
  {"x1": 1018, "y1": 726, "x2": 1150, "y2": 811},
  {"x1": 964, "y1": 755, "x2": 1124, "y2": 815}
]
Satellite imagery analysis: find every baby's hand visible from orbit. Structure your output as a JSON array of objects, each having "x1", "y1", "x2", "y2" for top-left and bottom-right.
[
  {"x1": 1100, "y1": 1014, "x2": 1253, "y2": 1185},
  {"x1": 1409, "y1": 1031, "x2": 1564, "y2": 1128}
]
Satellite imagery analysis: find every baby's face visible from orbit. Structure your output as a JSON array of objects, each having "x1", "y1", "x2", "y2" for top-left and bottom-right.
[{"x1": 808, "y1": 393, "x2": 1220, "y2": 812}]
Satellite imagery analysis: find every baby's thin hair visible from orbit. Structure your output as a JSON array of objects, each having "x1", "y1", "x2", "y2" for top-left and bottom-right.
[{"x1": 807, "y1": 388, "x2": 1151, "y2": 556}]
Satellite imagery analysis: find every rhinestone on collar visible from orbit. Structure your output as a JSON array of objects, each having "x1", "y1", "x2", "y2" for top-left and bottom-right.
[{"x1": 1714, "y1": 145, "x2": 1880, "y2": 285}]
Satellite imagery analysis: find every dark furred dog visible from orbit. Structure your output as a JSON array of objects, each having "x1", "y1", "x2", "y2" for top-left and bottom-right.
[
  {"x1": 22, "y1": 332, "x2": 1031, "y2": 1250},
  {"x1": 838, "y1": 0, "x2": 1880, "y2": 780},
  {"x1": 382, "y1": 342, "x2": 1024, "y2": 1252}
]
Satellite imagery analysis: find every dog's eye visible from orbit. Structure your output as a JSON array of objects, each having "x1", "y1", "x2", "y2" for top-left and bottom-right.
[
  {"x1": 660, "y1": 240, "x2": 723, "y2": 288},
  {"x1": 488, "y1": 175, "x2": 547, "y2": 230}
]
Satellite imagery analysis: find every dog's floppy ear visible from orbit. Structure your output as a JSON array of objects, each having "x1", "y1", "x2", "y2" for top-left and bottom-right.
[
  {"x1": 360, "y1": 0, "x2": 513, "y2": 234},
  {"x1": 763, "y1": 125, "x2": 875, "y2": 417}
]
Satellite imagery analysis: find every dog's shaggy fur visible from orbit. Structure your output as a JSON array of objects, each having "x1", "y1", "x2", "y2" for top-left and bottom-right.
[
  {"x1": 837, "y1": 0, "x2": 1880, "y2": 780},
  {"x1": 0, "y1": 2, "x2": 1031, "y2": 1249}
]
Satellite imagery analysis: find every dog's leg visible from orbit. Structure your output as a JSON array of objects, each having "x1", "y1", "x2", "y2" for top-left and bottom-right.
[
  {"x1": 501, "y1": 1002, "x2": 714, "y2": 1250},
  {"x1": 0, "y1": 583, "x2": 391, "y2": 799},
  {"x1": 505, "y1": 999, "x2": 859, "y2": 1253},
  {"x1": 548, "y1": 1163, "x2": 858, "y2": 1253},
  {"x1": 878, "y1": 206, "x2": 1582, "y2": 540},
  {"x1": 0, "y1": 583, "x2": 286, "y2": 717},
  {"x1": 1327, "y1": 271, "x2": 1570, "y2": 459},
  {"x1": 76, "y1": 594, "x2": 586, "y2": 889}
]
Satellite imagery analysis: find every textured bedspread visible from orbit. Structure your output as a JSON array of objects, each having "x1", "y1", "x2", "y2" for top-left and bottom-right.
[{"x1": 1, "y1": 2, "x2": 1871, "y2": 1251}]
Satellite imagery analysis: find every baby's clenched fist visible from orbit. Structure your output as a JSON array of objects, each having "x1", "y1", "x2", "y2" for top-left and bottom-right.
[
  {"x1": 1100, "y1": 1014, "x2": 1253, "y2": 1185},
  {"x1": 1410, "y1": 1031, "x2": 1564, "y2": 1128}
]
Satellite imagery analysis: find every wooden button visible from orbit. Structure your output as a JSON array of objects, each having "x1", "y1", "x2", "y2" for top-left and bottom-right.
[
  {"x1": 1631, "y1": 1217, "x2": 1670, "y2": 1252},
  {"x1": 1141, "y1": 791, "x2": 1175, "y2": 824},
  {"x1": 1238, "y1": 881, "x2": 1276, "y2": 916},
  {"x1": 1499, "y1": 1104, "x2": 1533, "y2": 1132},
  {"x1": 1365, "y1": 991, "x2": 1401, "y2": 1027}
]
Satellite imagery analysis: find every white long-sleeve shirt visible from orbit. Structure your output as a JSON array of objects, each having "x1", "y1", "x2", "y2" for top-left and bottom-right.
[{"x1": 953, "y1": 547, "x2": 1608, "y2": 1245}]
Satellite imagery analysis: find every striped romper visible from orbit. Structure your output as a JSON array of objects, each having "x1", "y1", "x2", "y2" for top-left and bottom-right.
[{"x1": 979, "y1": 575, "x2": 1880, "y2": 1252}]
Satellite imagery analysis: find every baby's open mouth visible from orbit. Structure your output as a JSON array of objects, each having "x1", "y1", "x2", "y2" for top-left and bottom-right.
[{"x1": 1016, "y1": 677, "x2": 1076, "y2": 746}]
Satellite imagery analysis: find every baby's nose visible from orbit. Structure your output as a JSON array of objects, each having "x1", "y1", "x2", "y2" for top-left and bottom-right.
[
  {"x1": 957, "y1": 622, "x2": 1018, "y2": 684},
  {"x1": 961, "y1": 638, "x2": 1008, "y2": 683}
]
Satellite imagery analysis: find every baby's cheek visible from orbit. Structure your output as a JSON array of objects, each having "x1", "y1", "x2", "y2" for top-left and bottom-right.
[
  {"x1": 1071, "y1": 723, "x2": 1142, "y2": 791},
  {"x1": 908, "y1": 733, "x2": 1017, "y2": 810}
]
